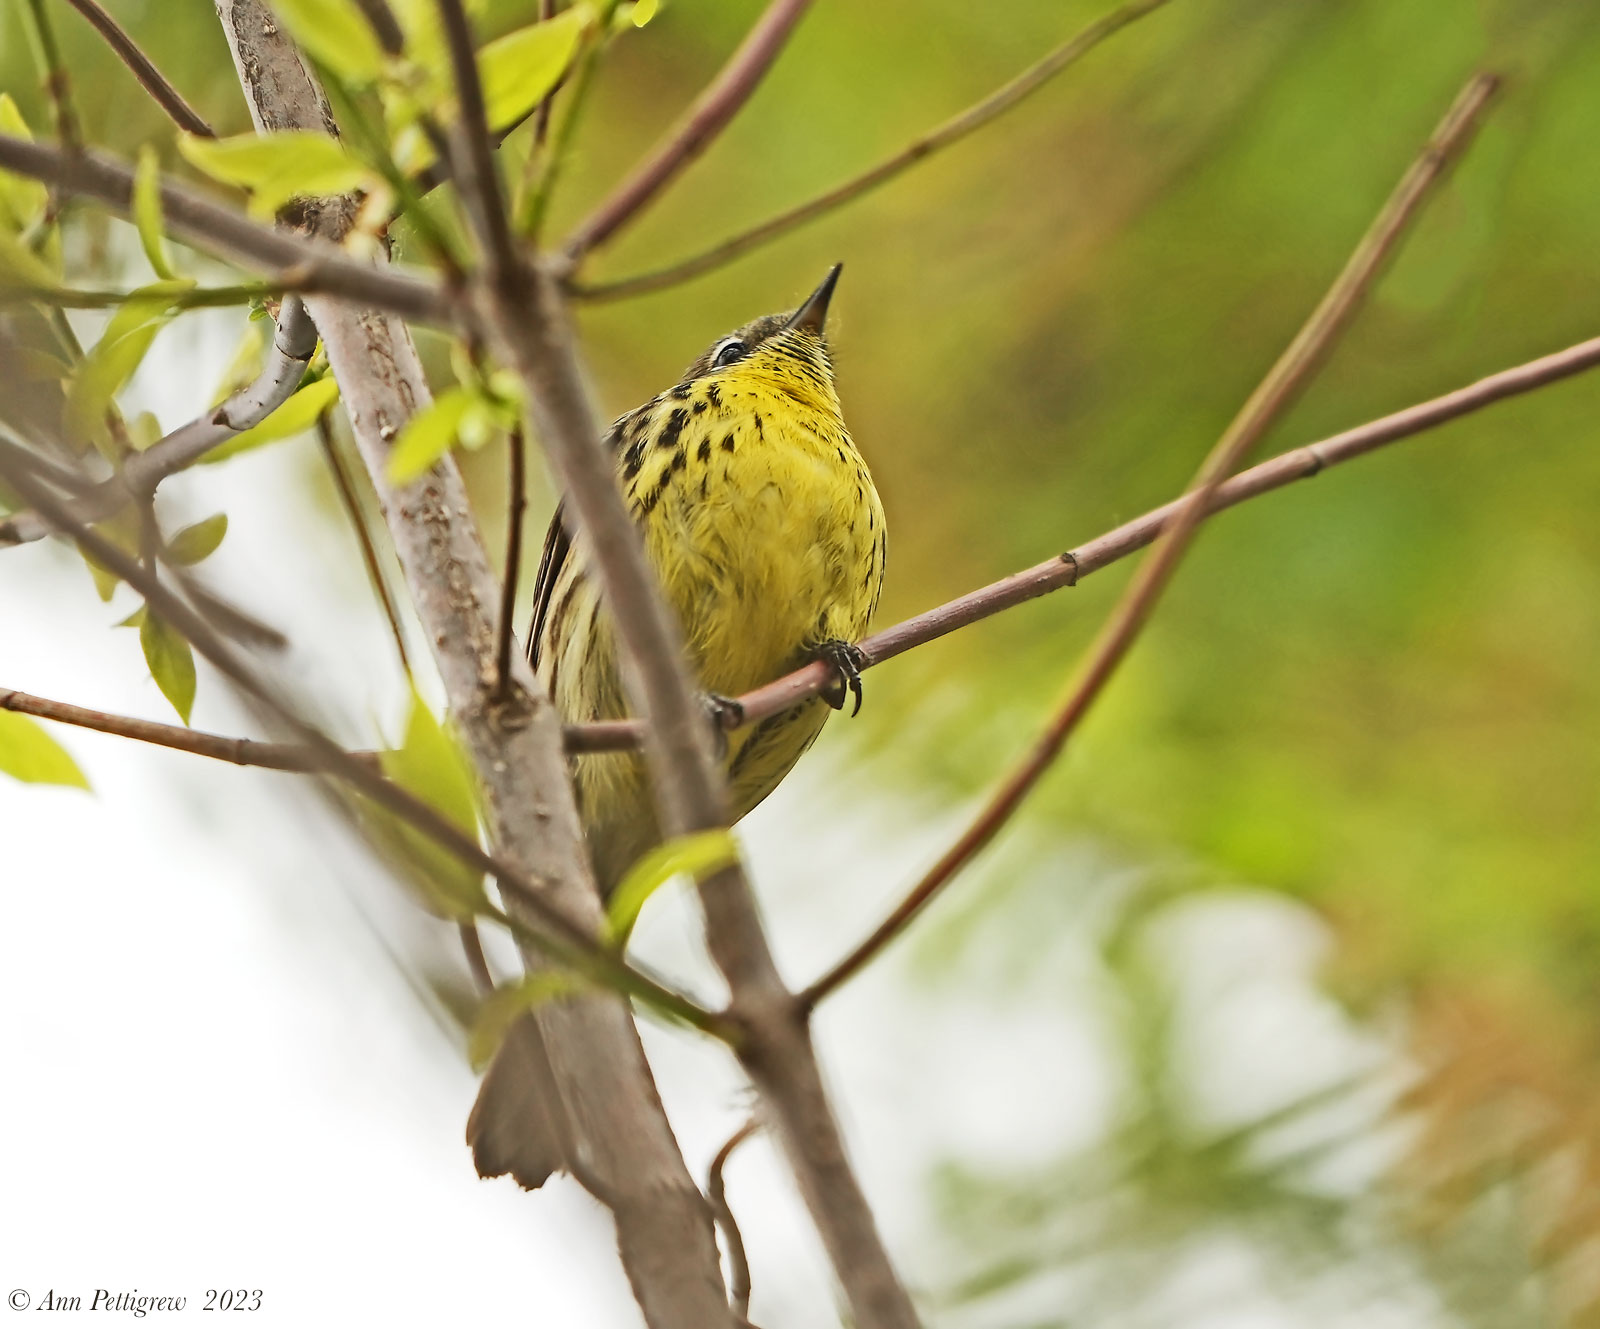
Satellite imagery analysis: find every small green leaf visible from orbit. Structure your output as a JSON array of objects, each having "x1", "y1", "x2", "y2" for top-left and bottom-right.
[
  {"x1": 65, "y1": 281, "x2": 195, "y2": 452},
  {"x1": 606, "y1": 829, "x2": 740, "y2": 946},
  {"x1": 133, "y1": 145, "x2": 177, "y2": 281},
  {"x1": 467, "y1": 972, "x2": 580, "y2": 1070},
  {"x1": 375, "y1": 689, "x2": 485, "y2": 918},
  {"x1": 85, "y1": 556, "x2": 120, "y2": 602},
  {"x1": 201, "y1": 377, "x2": 340, "y2": 464},
  {"x1": 0, "y1": 94, "x2": 47, "y2": 233},
  {"x1": 168, "y1": 513, "x2": 228, "y2": 565},
  {"x1": 140, "y1": 611, "x2": 197, "y2": 724},
  {"x1": 630, "y1": 0, "x2": 659, "y2": 28},
  {"x1": 271, "y1": 0, "x2": 388, "y2": 84},
  {"x1": 0, "y1": 228, "x2": 60, "y2": 290},
  {"x1": 478, "y1": 7, "x2": 588, "y2": 131},
  {"x1": 178, "y1": 131, "x2": 373, "y2": 220},
  {"x1": 0, "y1": 711, "x2": 91, "y2": 790},
  {"x1": 386, "y1": 386, "x2": 472, "y2": 483},
  {"x1": 116, "y1": 605, "x2": 147, "y2": 628}
]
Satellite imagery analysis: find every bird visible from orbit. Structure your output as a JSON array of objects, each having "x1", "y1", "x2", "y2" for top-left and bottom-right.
[{"x1": 468, "y1": 265, "x2": 886, "y2": 1188}]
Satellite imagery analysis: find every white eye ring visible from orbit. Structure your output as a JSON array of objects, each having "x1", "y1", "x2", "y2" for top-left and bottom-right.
[{"x1": 711, "y1": 337, "x2": 747, "y2": 368}]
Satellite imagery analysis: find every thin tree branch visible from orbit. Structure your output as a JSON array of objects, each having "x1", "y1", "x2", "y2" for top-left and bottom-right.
[
  {"x1": 0, "y1": 280, "x2": 274, "y2": 309},
  {"x1": 560, "y1": 0, "x2": 816, "y2": 263},
  {"x1": 317, "y1": 409, "x2": 413, "y2": 677},
  {"x1": 459, "y1": 920, "x2": 497, "y2": 996},
  {"x1": 708, "y1": 1120, "x2": 761, "y2": 1321},
  {"x1": 800, "y1": 70, "x2": 1501, "y2": 1008},
  {"x1": 0, "y1": 134, "x2": 455, "y2": 324},
  {"x1": 0, "y1": 685, "x2": 366, "y2": 771},
  {"x1": 571, "y1": 0, "x2": 1172, "y2": 301},
  {"x1": 59, "y1": 0, "x2": 215, "y2": 137},
  {"x1": 0, "y1": 296, "x2": 319, "y2": 548},
  {"x1": 496, "y1": 425, "x2": 527, "y2": 697},
  {"x1": 23, "y1": 0, "x2": 81, "y2": 150}
]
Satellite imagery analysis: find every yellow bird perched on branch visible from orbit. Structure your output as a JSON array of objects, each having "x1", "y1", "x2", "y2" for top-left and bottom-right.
[{"x1": 471, "y1": 266, "x2": 886, "y2": 1187}]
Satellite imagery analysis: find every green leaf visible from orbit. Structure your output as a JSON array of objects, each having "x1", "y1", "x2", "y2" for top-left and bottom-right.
[
  {"x1": 0, "y1": 228, "x2": 60, "y2": 291},
  {"x1": 0, "y1": 711, "x2": 91, "y2": 790},
  {"x1": 467, "y1": 972, "x2": 580, "y2": 1070},
  {"x1": 479, "y1": 7, "x2": 588, "y2": 131},
  {"x1": 386, "y1": 385, "x2": 472, "y2": 483},
  {"x1": 140, "y1": 611, "x2": 197, "y2": 725},
  {"x1": 178, "y1": 131, "x2": 373, "y2": 220},
  {"x1": 201, "y1": 377, "x2": 340, "y2": 464},
  {"x1": 375, "y1": 689, "x2": 485, "y2": 919},
  {"x1": 0, "y1": 94, "x2": 47, "y2": 234},
  {"x1": 167, "y1": 513, "x2": 228, "y2": 565},
  {"x1": 629, "y1": 0, "x2": 659, "y2": 28},
  {"x1": 132, "y1": 145, "x2": 177, "y2": 281},
  {"x1": 271, "y1": 0, "x2": 388, "y2": 84},
  {"x1": 64, "y1": 281, "x2": 195, "y2": 453},
  {"x1": 606, "y1": 829, "x2": 740, "y2": 946}
]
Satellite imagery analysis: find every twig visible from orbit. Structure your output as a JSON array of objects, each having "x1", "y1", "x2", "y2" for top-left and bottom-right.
[
  {"x1": 800, "y1": 71, "x2": 1501, "y2": 1008},
  {"x1": 0, "y1": 686, "x2": 366, "y2": 771},
  {"x1": 572, "y1": 0, "x2": 1172, "y2": 301},
  {"x1": 459, "y1": 920, "x2": 496, "y2": 996},
  {"x1": 0, "y1": 281, "x2": 274, "y2": 309},
  {"x1": 23, "y1": 0, "x2": 81, "y2": 150},
  {"x1": 708, "y1": 1120, "x2": 761, "y2": 1320},
  {"x1": 560, "y1": 0, "x2": 816, "y2": 263},
  {"x1": 60, "y1": 0, "x2": 215, "y2": 137},
  {"x1": 317, "y1": 409, "x2": 413, "y2": 677},
  {"x1": 0, "y1": 134, "x2": 454, "y2": 325},
  {"x1": 0, "y1": 457, "x2": 723, "y2": 1033},
  {"x1": 434, "y1": 0, "x2": 523, "y2": 287},
  {"x1": 0, "y1": 296, "x2": 319, "y2": 548},
  {"x1": 495, "y1": 426, "x2": 527, "y2": 697}
]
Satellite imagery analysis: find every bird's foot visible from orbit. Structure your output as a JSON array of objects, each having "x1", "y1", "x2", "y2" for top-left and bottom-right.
[
  {"x1": 701, "y1": 692, "x2": 745, "y2": 759},
  {"x1": 814, "y1": 639, "x2": 867, "y2": 716}
]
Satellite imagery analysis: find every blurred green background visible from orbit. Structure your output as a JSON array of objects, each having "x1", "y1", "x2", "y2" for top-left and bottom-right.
[{"x1": 5, "y1": 0, "x2": 1600, "y2": 1322}]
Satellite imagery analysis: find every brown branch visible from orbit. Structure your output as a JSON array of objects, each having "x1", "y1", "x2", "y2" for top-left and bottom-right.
[
  {"x1": 560, "y1": 0, "x2": 816, "y2": 263},
  {"x1": 0, "y1": 686, "x2": 368, "y2": 772},
  {"x1": 24, "y1": 0, "x2": 81, "y2": 150},
  {"x1": 317, "y1": 410, "x2": 413, "y2": 677},
  {"x1": 496, "y1": 425, "x2": 527, "y2": 697},
  {"x1": 0, "y1": 133, "x2": 454, "y2": 324},
  {"x1": 60, "y1": 0, "x2": 215, "y2": 137},
  {"x1": 800, "y1": 70, "x2": 1501, "y2": 1008},
  {"x1": 707, "y1": 1120, "x2": 761, "y2": 1321},
  {"x1": 459, "y1": 920, "x2": 497, "y2": 996},
  {"x1": 571, "y1": 0, "x2": 1172, "y2": 301}
]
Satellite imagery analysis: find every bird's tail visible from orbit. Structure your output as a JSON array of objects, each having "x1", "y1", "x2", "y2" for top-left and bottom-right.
[{"x1": 465, "y1": 1012, "x2": 575, "y2": 1190}]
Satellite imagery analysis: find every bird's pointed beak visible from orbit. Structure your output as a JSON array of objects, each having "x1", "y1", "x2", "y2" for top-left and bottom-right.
[{"x1": 783, "y1": 263, "x2": 842, "y2": 336}]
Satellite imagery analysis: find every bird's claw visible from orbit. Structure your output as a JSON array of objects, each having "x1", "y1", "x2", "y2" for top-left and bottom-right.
[
  {"x1": 701, "y1": 693, "x2": 744, "y2": 759},
  {"x1": 815, "y1": 639, "x2": 867, "y2": 717}
]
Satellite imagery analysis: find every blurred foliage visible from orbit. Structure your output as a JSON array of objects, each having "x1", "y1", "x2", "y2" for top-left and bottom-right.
[{"x1": 5, "y1": 0, "x2": 1600, "y2": 1322}]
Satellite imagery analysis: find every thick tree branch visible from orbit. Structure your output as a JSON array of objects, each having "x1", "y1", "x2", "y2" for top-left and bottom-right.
[
  {"x1": 210, "y1": 7, "x2": 738, "y2": 1324},
  {"x1": 801, "y1": 70, "x2": 1501, "y2": 1007},
  {"x1": 572, "y1": 0, "x2": 1172, "y2": 301},
  {"x1": 0, "y1": 134, "x2": 454, "y2": 324},
  {"x1": 560, "y1": 0, "x2": 817, "y2": 263},
  {"x1": 60, "y1": 0, "x2": 215, "y2": 137}
]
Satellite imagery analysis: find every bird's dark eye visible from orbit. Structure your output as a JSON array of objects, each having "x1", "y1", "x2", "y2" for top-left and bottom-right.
[{"x1": 711, "y1": 338, "x2": 747, "y2": 368}]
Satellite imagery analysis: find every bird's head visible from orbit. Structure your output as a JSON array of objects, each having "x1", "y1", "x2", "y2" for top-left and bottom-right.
[{"x1": 677, "y1": 264, "x2": 843, "y2": 414}]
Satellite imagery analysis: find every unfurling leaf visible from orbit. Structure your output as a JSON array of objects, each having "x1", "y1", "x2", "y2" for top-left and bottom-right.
[
  {"x1": 606, "y1": 829, "x2": 740, "y2": 946},
  {"x1": 140, "y1": 611, "x2": 197, "y2": 724},
  {"x1": 167, "y1": 513, "x2": 228, "y2": 565},
  {"x1": 478, "y1": 7, "x2": 589, "y2": 131},
  {"x1": 386, "y1": 386, "x2": 472, "y2": 483},
  {"x1": 132, "y1": 146, "x2": 177, "y2": 281},
  {"x1": 0, "y1": 711, "x2": 91, "y2": 791},
  {"x1": 375, "y1": 689, "x2": 485, "y2": 919},
  {"x1": 201, "y1": 377, "x2": 340, "y2": 464},
  {"x1": 467, "y1": 973, "x2": 580, "y2": 1070},
  {"x1": 270, "y1": 0, "x2": 388, "y2": 85},
  {"x1": 178, "y1": 131, "x2": 373, "y2": 220}
]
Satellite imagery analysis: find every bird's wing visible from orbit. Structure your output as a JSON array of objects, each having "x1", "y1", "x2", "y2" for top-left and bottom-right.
[
  {"x1": 524, "y1": 500, "x2": 570, "y2": 669},
  {"x1": 524, "y1": 405, "x2": 648, "y2": 668}
]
